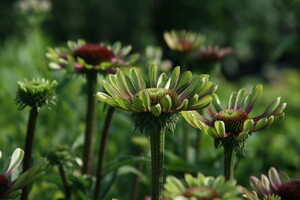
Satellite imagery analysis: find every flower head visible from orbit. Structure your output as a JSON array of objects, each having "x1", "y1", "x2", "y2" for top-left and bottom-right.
[
  {"x1": 197, "y1": 46, "x2": 233, "y2": 61},
  {"x1": 182, "y1": 84, "x2": 286, "y2": 148},
  {"x1": 163, "y1": 173, "x2": 243, "y2": 200},
  {"x1": 46, "y1": 40, "x2": 139, "y2": 74},
  {"x1": 97, "y1": 65, "x2": 216, "y2": 134},
  {"x1": 164, "y1": 30, "x2": 205, "y2": 52},
  {"x1": 249, "y1": 167, "x2": 300, "y2": 200},
  {"x1": 243, "y1": 188, "x2": 281, "y2": 200},
  {"x1": 0, "y1": 148, "x2": 48, "y2": 199},
  {"x1": 15, "y1": 78, "x2": 57, "y2": 110}
]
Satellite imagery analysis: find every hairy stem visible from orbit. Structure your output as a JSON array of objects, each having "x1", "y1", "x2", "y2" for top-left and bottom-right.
[
  {"x1": 82, "y1": 72, "x2": 97, "y2": 175},
  {"x1": 58, "y1": 164, "x2": 71, "y2": 200},
  {"x1": 223, "y1": 145, "x2": 236, "y2": 181},
  {"x1": 149, "y1": 128, "x2": 165, "y2": 200},
  {"x1": 93, "y1": 107, "x2": 115, "y2": 200},
  {"x1": 182, "y1": 122, "x2": 188, "y2": 161},
  {"x1": 21, "y1": 107, "x2": 38, "y2": 200}
]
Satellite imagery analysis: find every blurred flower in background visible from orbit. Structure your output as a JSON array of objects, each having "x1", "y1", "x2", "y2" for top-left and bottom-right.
[{"x1": 164, "y1": 30, "x2": 205, "y2": 52}]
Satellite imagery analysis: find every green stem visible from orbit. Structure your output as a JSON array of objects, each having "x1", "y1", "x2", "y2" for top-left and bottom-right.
[
  {"x1": 195, "y1": 132, "x2": 202, "y2": 162},
  {"x1": 130, "y1": 164, "x2": 143, "y2": 200},
  {"x1": 223, "y1": 145, "x2": 236, "y2": 181},
  {"x1": 21, "y1": 107, "x2": 39, "y2": 200},
  {"x1": 149, "y1": 128, "x2": 165, "y2": 200},
  {"x1": 82, "y1": 72, "x2": 97, "y2": 175},
  {"x1": 93, "y1": 107, "x2": 115, "y2": 200},
  {"x1": 58, "y1": 164, "x2": 71, "y2": 200},
  {"x1": 182, "y1": 122, "x2": 188, "y2": 161}
]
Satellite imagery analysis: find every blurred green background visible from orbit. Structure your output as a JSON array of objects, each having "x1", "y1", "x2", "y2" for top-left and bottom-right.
[{"x1": 0, "y1": 0, "x2": 299, "y2": 199}]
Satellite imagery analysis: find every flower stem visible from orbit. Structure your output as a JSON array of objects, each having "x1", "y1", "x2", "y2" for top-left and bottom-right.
[
  {"x1": 82, "y1": 71, "x2": 97, "y2": 175},
  {"x1": 130, "y1": 164, "x2": 143, "y2": 200},
  {"x1": 182, "y1": 122, "x2": 188, "y2": 161},
  {"x1": 223, "y1": 144, "x2": 236, "y2": 181},
  {"x1": 195, "y1": 132, "x2": 202, "y2": 161},
  {"x1": 58, "y1": 164, "x2": 71, "y2": 200},
  {"x1": 149, "y1": 128, "x2": 165, "y2": 200},
  {"x1": 93, "y1": 107, "x2": 115, "y2": 200},
  {"x1": 21, "y1": 107, "x2": 39, "y2": 200}
]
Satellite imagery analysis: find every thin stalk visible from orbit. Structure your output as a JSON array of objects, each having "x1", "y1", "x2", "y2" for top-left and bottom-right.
[
  {"x1": 58, "y1": 164, "x2": 71, "y2": 200},
  {"x1": 93, "y1": 107, "x2": 115, "y2": 200},
  {"x1": 130, "y1": 163, "x2": 143, "y2": 200},
  {"x1": 182, "y1": 122, "x2": 188, "y2": 161},
  {"x1": 195, "y1": 132, "x2": 202, "y2": 161},
  {"x1": 223, "y1": 145, "x2": 236, "y2": 181},
  {"x1": 149, "y1": 128, "x2": 165, "y2": 200},
  {"x1": 21, "y1": 107, "x2": 39, "y2": 200},
  {"x1": 82, "y1": 71, "x2": 97, "y2": 175}
]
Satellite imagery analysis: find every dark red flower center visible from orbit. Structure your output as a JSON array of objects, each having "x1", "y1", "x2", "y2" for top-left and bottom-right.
[
  {"x1": 214, "y1": 109, "x2": 248, "y2": 135},
  {"x1": 184, "y1": 186, "x2": 219, "y2": 200},
  {"x1": 176, "y1": 40, "x2": 194, "y2": 52},
  {"x1": 0, "y1": 174, "x2": 8, "y2": 194},
  {"x1": 73, "y1": 44, "x2": 113, "y2": 65},
  {"x1": 276, "y1": 180, "x2": 300, "y2": 200}
]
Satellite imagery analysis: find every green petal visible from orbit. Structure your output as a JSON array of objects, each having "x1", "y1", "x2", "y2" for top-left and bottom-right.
[
  {"x1": 212, "y1": 93, "x2": 222, "y2": 112},
  {"x1": 130, "y1": 68, "x2": 146, "y2": 91},
  {"x1": 264, "y1": 115, "x2": 275, "y2": 129},
  {"x1": 150, "y1": 104, "x2": 162, "y2": 116},
  {"x1": 273, "y1": 103, "x2": 287, "y2": 115},
  {"x1": 139, "y1": 90, "x2": 151, "y2": 111},
  {"x1": 243, "y1": 119, "x2": 254, "y2": 132},
  {"x1": 164, "y1": 176, "x2": 185, "y2": 193},
  {"x1": 188, "y1": 94, "x2": 199, "y2": 107},
  {"x1": 176, "y1": 99, "x2": 188, "y2": 110},
  {"x1": 178, "y1": 76, "x2": 200, "y2": 99},
  {"x1": 133, "y1": 97, "x2": 144, "y2": 111},
  {"x1": 157, "y1": 73, "x2": 169, "y2": 88},
  {"x1": 227, "y1": 91, "x2": 237, "y2": 109},
  {"x1": 116, "y1": 69, "x2": 134, "y2": 98},
  {"x1": 169, "y1": 66, "x2": 181, "y2": 90},
  {"x1": 103, "y1": 80, "x2": 120, "y2": 97},
  {"x1": 235, "y1": 130, "x2": 249, "y2": 141},
  {"x1": 109, "y1": 75, "x2": 129, "y2": 98},
  {"x1": 246, "y1": 84, "x2": 263, "y2": 113},
  {"x1": 195, "y1": 81, "x2": 213, "y2": 97},
  {"x1": 149, "y1": 64, "x2": 158, "y2": 88},
  {"x1": 234, "y1": 88, "x2": 248, "y2": 109},
  {"x1": 214, "y1": 121, "x2": 226, "y2": 137},
  {"x1": 160, "y1": 95, "x2": 172, "y2": 112},
  {"x1": 262, "y1": 97, "x2": 281, "y2": 116},
  {"x1": 273, "y1": 112, "x2": 285, "y2": 123},
  {"x1": 254, "y1": 118, "x2": 267, "y2": 131},
  {"x1": 175, "y1": 71, "x2": 192, "y2": 93},
  {"x1": 114, "y1": 97, "x2": 135, "y2": 111},
  {"x1": 190, "y1": 95, "x2": 212, "y2": 110},
  {"x1": 204, "y1": 126, "x2": 218, "y2": 138}
]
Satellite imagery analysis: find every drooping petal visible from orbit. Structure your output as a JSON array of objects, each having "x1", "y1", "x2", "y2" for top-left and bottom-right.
[
  {"x1": 5, "y1": 148, "x2": 24, "y2": 177},
  {"x1": 214, "y1": 121, "x2": 226, "y2": 137},
  {"x1": 150, "y1": 104, "x2": 162, "y2": 117}
]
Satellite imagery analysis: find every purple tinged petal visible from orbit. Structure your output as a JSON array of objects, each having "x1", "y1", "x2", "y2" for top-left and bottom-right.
[
  {"x1": 250, "y1": 176, "x2": 271, "y2": 196},
  {"x1": 268, "y1": 167, "x2": 282, "y2": 191},
  {"x1": 279, "y1": 170, "x2": 291, "y2": 184}
]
